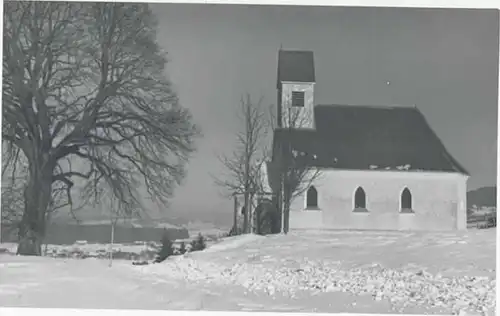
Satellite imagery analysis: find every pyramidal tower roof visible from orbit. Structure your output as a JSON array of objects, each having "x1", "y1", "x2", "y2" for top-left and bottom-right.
[{"x1": 277, "y1": 50, "x2": 315, "y2": 87}]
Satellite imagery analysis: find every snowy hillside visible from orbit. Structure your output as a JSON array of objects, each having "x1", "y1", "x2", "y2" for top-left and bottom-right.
[{"x1": 1, "y1": 229, "x2": 495, "y2": 315}]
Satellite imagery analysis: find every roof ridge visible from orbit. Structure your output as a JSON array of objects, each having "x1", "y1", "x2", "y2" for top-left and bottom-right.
[
  {"x1": 279, "y1": 48, "x2": 314, "y2": 53},
  {"x1": 316, "y1": 104, "x2": 417, "y2": 109}
]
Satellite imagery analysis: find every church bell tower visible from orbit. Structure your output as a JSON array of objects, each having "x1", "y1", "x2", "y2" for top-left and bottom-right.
[{"x1": 276, "y1": 49, "x2": 316, "y2": 130}]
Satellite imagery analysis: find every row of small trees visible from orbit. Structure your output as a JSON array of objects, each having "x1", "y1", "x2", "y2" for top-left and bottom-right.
[{"x1": 154, "y1": 230, "x2": 206, "y2": 263}]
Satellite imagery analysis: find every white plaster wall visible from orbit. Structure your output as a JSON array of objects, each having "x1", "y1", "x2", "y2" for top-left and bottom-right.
[
  {"x1": 456, "y1": 176, "x2": 468, "y2": 230},
  {"x1": 281, "y1": 82, "x2": 315, "y2": 129},
  {"x1": 288, "y1": 169, "x2": 468, "y2": 231}
]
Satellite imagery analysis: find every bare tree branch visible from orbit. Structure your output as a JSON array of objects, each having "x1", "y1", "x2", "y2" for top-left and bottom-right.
[
  {"x1": 212, "y1": 94, "x2": 269, "y2": 234},
  {"x1": 270, "y1": 98, "x2": 322, "y2": 234},
  {"x1": 3, "y1": 2, "x2": 200, "y2": 255}
]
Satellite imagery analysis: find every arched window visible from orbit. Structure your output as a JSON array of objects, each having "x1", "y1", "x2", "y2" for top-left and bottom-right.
[
  {"x1": 354, "y1": 187, "x2": 366, "y2": 209},
  {"x1": 401, "y1": 188, "x2": 412, "y2": 211},
  {"x1": 306, "y1": 186, "x2": 318, "y2": 209}
]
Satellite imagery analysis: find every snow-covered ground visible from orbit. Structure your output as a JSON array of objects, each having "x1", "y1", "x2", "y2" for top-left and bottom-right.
[
  {"x1": 0, "y1": 229, "x2": 496, "y2": 314},
  {"x1": 1, "y1": 241, "x2": 159, "y2": 257},
  {"x1": 0, "y1": 238, "x2": 219, "y2": 260}
]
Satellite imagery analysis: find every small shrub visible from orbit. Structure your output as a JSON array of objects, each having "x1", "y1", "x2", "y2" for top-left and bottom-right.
[
  {"x1": 178, "y1": 241, "x2": 186, "y2": 255},
  {"x1": 194, "y1": 233, "x2": 206, "y2": 251},
  {"x1": 154, "y1": 229, "x2": 173, "y2": 263},
  {"x1": 189, "y1": 239, "x2": 197, "y2": 252}
]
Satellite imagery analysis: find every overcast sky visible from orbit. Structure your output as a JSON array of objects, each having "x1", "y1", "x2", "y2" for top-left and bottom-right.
[{"x1": 140, "y1": 5, "x2": 499, "y2": 226}]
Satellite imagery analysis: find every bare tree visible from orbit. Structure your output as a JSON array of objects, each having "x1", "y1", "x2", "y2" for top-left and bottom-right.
[
  {"x1": 213, "y1": 94, "x2": 268, "y2": 234},
  {"x1": 2, "y1": 3, "x2": 199, "y2": 255},
  {"x1": 267, "y1": 102, "x2": 321, "y2": 234}
]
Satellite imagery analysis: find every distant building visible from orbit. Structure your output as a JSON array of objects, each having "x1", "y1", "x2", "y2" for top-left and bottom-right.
[{"x1": 264, "y1": 49, "x2": 469, "y2": 231}]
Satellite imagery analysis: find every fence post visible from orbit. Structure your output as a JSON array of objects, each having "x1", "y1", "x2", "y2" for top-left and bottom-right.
[{"x1": 109, "y1": 222, "x2": 115, "y2": 267}]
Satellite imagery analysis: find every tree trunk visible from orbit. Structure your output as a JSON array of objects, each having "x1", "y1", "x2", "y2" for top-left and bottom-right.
[
  {"x1": 233, "y1": 195, "x2": 238, "y2": 235},
  {"x1": 255, "y1": 202, "x2": 261, "y2": 235},
  {"x1": 243, "y1": 192, "x2": 249, "y2": 234},
  {"x1": 283, "y1": 200, "x2": 290, "y2": 234},
  {"x1": 249, "y1": 194, "x2": 255, "y2": 234},
  {"x1": 279, "y1": 185, "x2": 284, "y2": 234},
  {"x1": 16, "y1": 163, "x2": 53, "y2": 256},
  {"x1": 282, "y1": 187, "x2": 291, "y2": 234},
  {"x1": 271, "y1": 196, "x2": 281, "y2": 234}
]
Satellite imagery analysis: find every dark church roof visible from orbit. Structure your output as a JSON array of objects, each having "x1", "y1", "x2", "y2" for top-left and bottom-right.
[
  {"x1": 277, "y1": 50, "x2": 315, "y2": 87},
  {"x1": 272, "y1": 104, "x2": 469, "y2": 175}
]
